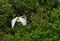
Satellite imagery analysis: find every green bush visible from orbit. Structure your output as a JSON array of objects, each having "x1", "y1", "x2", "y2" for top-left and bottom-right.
[{"x1": 0, "y1": 0, "x2": 60, "y2": 41}]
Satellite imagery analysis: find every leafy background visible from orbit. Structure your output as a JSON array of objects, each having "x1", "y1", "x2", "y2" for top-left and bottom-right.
[{"x1": 0, "y1": 0, "x2": 60, "y2": 41}]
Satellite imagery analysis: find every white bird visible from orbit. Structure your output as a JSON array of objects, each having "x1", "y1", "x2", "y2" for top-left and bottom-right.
[{"x1": 11, "y1": 15, "x2": 27, "y2": 28}]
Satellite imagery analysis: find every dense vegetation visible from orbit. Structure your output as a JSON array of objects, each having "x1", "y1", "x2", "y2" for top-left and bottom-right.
[{"x1": 0, "y1": 0, "x2": 60, "y2": 41}]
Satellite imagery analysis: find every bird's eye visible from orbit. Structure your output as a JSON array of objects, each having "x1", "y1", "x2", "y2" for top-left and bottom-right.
[{"x1": 22, "y1": 16, "x2": 24, "y2": 18}]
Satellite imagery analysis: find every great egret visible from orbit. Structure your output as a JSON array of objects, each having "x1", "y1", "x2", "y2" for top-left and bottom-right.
[{"x1": 11, "y1": 15, "x2": 27, "y2": 28}]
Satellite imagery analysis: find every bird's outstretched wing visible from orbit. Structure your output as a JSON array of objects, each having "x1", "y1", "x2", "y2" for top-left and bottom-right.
[
  {"x1": 21, "y1": 19, "x2": 27, "y2": 26},
  {"x1": 11, "y1": 17, "x2": 18, "y2": 28}
]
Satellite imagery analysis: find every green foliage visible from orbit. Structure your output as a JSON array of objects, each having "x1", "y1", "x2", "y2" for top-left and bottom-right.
[{"x1": 0, "y1": 0, "x2": 60, "y2": 41}]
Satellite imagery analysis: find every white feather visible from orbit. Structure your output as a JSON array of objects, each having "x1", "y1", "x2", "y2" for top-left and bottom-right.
[
  {"x1": 11, "y1": 15, "x2": 27, "y2": 28},
  {"x1": 11, "y1": 17, "x2": 18, "y2": 28},
  {"x1": 17, "y1": 16, "x2": 27, "y2": 25}
]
